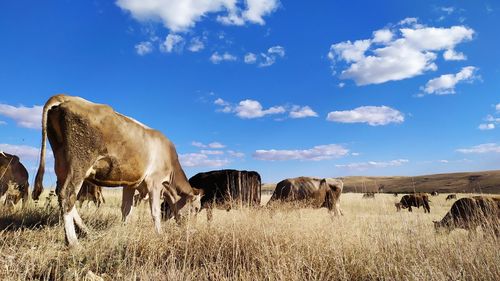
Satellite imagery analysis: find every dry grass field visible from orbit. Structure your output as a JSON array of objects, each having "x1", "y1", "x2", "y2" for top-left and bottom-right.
[{"x1": 1, "y1": 190, "x2": 499, "y2": 280}]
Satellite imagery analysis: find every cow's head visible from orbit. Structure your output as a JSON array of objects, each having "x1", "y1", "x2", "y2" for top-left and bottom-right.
[
  {"x1": 4, "y1": 181, "x2": 21, "y2": 208},
  {"x1": 162, "y1": 187, "x2": 205, "y2": 222},
  {"x1": 433, "y1": 220, "x2": 450, "y2": 234}
]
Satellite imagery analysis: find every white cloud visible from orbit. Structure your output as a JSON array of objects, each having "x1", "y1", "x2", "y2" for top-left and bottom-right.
[
  {"x1": 328, "y1": 19, "x2": 474, "y2": 85},
  {"x1": 496, "y1": 103, "x2": 500, "y2": 112},
  {"x1": 443, "y1": 49, "x2": 466, "y2": 60},
  {"x1": 191, "y1": 141, "x2": 226, "y2": 149},
  {"x1": 326, "y1": 106, "x2": 404, "y2": 126},
  {"x1": 235, "y1": 99, "x2": 285, "y2": 119},
  {"x1": 440, "y1": 6, "x2": 455, "y2": 15},
  {"x1": 338, "y1": 82, "x2": 345, "y2": 88},
  {"x1": 135, "y1": 41, "x2": 153, "y2": 55},
  {"x1": 457, "y1": 143, "x2": 500, "y2": 154},
  {"x1": 0, "y1": 143, "x2": 40, "y2": 161},
  {"x1": 485, "y1": 115, "x2": 500, "y2": 123},
  {"x1": 214, "y1": 98, "x2": 232, "y2": 113},
  {"x1": 210, "y1": 52, "x2": 237, "y2": 64},
  {"x1": 372, "y1": 29, "x2": 393, "y2": 44},
  {"x1": 0, "y1": 104, "x2": 42, "y2": 129},
  {"x1": 478, "y1": 123, "x2": 495, "y2": 130},
  {"x1": 227, "y1": 150, "x2": 245, "y2": 158},
  {"x1": 289, "y1": 106, "x2": 318, "y2": 119},
  {"x1": 253, "y1": 144, "x2": 349, "y2": 161},
  {"x1": 117, "y1": 0, "x2": 279, "y2": 32},
  {"x1": 244, "y1": 52, "x2": 257, "y2": 64},
  {"x1": 179, "y1": 153, "x2": 230, "y2": 167},
  {"x1": 160, "y1": 33, "x2": 184, "y2": 53},
  {"x1": 422, "y1": 66, "x2": 477, "y2": 95},
  {"x1": 0, "y1": 120, "x2": 6, "y2": 125},
  {"x1": 259, "y1": 45, "x2": 285, "y2": 67},
  {"x1": 439, "y1": 159, "x2": 449, "y2": 163},
  {"x1": 188, "y1": 37, "x2": 205, "y2": 52},
  {"x1": 336, "y1": 159, "x2": 409, "y2": 170},
  {"x1": 200, "y1": 149, "x2": 224, "y2": 155}
]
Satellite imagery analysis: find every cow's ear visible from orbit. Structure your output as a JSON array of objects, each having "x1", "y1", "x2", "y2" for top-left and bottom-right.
[{"x1": 192, "y1": 187, "x2": 205, "y2": 196}]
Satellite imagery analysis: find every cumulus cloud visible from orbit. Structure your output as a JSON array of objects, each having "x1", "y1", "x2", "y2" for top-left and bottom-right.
[
  {"x1": 422, "y1": 66, "x2": 477, "y2": 95},
  {"x1": 235, "y1": 99, "x2": 285, "y2": 119},
  {"x1": 160, "y1": 33, "x2": 185, "y2": 53},
  {"x1": 496, "y1": 103, "x2": 500, "y2": 112},
  {"x1": 200, "y1": 149, "x2": 225, "y2": 155},
  {"x1": 259, "y1": 45, "x2": 286, "y2": 67},
  {"x1": 188, "y1": 37, "x2": 205, "y2": 52},
  {"x1": 289, "y1": 106, "x2": 318, "y2": 119},
  {"x1": 336, "y1": 159, "x2": 409, "y2": 170},
  {"x1": 328, "y1": 18, "x2": 474, "y2": 85},
  {"x1": 135, "y1": 41, "x2": 153, "y2": 55},
  {"x1": 456, "y1": 143, "x2": 500, "y2": 154},
  {"x1": 191, "y1": 141, "x2": 226, "y2": 149},
  {"x1": 326, "y1": 106, "x2": 404, "y2": 126},
  {"x1": 253, "y1": 144, "x2": 349, "y2": 161},
  {"x1": 227, "y1": 150, "x2": 245, "y2": 158},
  {"x1": 116, "y1": 0, "x2": 279, "y2": 32},
  {"x1": 210, "y1": 52, "x2": 237, "y2": 64},
  {"x1": 0, "y1": 103, "x2": 42, "y2": 129},
  {"x1": 244, "y1": 52, "x2": 257, "y2": 64},
  {"x1": 0, "y1": 143, "x2": 40, "y2": 161},
  {"x1": 478, "y1": 123, "x2": 495, "y2": 130},
  {"x1": 179, "y1": 153, "x2": 230, "y2": 167},
  {"x1": 443, "y1": 49, "x2": 466, "y2": 60}
]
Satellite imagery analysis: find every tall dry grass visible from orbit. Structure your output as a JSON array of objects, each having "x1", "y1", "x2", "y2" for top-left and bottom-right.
[{"x1": 0, "y1": 191, "x2": 499, "y2": 280}]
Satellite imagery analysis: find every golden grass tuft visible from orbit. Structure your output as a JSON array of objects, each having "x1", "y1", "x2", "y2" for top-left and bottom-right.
[{"x1": 0, "y1": 191, "x2": 499, "y2": 280}]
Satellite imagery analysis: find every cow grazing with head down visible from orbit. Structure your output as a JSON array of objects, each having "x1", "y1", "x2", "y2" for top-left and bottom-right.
[
  {"x1": 185, "y1": 169, "x2": 261, "y2": 221},
  {"x1": 397, "y1": 194, "x2": 431, "y2": 213},
  {"x1": 33, "y1": 95, "x2": 203, "y2": 247},
  {"x1": 268, "y1": 177, "x2": 343, "y2": 216},
  {"x1": 434, "y1": 196, "x2": 500, "y2": 237},
  {"x1": 446, "y1": 194, "x2": 457, "y2": 201},
  {"x1": 77, "y1": 181, "x2": 105, "y2": 208},
  {"x1": 431, "y1": 191, "x2": 439, "y2": 196},
  {"x1": 0, "y1": 152, "x2": 29, "y2": 208},
  {"x1": 362, "y1": 192, "x2": 375, "y2": 199}
]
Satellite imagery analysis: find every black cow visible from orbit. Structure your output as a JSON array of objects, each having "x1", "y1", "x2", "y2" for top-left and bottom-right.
[
  {"x1": 446, "y1": 194, "x2": 457, "y2": 201},
  {"x1": 0, "y1": 152, "x2": 29, "y2": 207},
  {"x1": 398, "y1": 194, "x2": 431, "y2": 213}
]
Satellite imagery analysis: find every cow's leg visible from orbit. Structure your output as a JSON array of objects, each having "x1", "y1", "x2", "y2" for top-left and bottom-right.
[
  {"x1": 149, "y1": 185, "x2": 163, "y2": 234},
  {"x1": 121, "y1": 186, "x2": 135, "y2": 223},
  {"x1": 408, "y1": 206, "x2": 412, "y2": 212}
]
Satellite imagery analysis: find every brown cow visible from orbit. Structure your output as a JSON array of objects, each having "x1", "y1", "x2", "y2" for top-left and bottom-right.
[
  {"x1": 33, "y1": 95, "x2": 203, "y2": 247},
  {"x1": 77, "y1": 181, "x2": 106, "y2": 207},
  {"x1": 268, "y1": 177, "x2": 343, "y2": 216},
  {"x1": 446, "y1": 194, "x2": 457, "y2": 201},
  {"x1": 433, "y1": 196, "x2": 500, "y2": 237},
  {"x1": 397, "y1": 194, "x2": 431, "y2": 213},
  {"x1": 431, "y1": 191, "x2": 439, "y2": 196},
  {"x1": 362, "y1": 192, "x2": 375, "y2": 199},
  {"x1": 0, "y1": 152, "x2": 29, "y2": 207}
]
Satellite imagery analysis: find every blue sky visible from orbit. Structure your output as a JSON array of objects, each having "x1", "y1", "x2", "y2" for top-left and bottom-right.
[{"x1": 0, "y1": 0, "x2": 499, "y2": 184}]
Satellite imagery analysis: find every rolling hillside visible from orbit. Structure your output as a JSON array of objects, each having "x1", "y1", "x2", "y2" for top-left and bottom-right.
[{"x1": 262, "y1": 170, "x2": 500, "y2": 194}]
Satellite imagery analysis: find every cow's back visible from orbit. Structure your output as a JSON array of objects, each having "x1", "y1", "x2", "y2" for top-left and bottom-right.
[{"x1": 270, "y1": 177, "x2": 322, "y2": 202}]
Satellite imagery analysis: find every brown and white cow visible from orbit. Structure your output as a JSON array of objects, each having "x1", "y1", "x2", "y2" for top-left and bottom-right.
[
  {"x1": 1, "y1": 152, "x2": 29, "y2": 208},
  {"x1": 267, "y1": 177, "x2": 343, "y2": 216},
  {"x1": 433, "y1": 196, "x2": 500, "y2": 237},
  {"x1": 33, "y1": 95, "x2": 203, "y2": 247},
  {"x1": 77, "y1": 181, "x2": 106, "y2": 208}
]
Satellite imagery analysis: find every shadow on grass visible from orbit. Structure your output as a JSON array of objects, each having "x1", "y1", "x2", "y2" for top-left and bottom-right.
[{"x1": 0, "y1": 207, "x2": 60, "y2": 231}]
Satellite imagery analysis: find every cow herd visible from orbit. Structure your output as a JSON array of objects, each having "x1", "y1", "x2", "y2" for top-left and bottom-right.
[{"x1": 1, "y1": 95, "x2": 499, "y2": 247}]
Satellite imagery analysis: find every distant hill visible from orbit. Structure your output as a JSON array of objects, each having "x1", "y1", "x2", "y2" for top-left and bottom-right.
[{"x1": 262, "y1": 170, "x2": 500, "y2": 194}]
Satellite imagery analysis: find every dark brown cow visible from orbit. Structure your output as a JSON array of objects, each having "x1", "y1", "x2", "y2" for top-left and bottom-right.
[
  {"x1": 77, "y1": 181, "x2": 106, "y2": 207},
  {"x1": 0, "y1": 152, "x2": 29, "y2": 207},
  {"x1": 183, "y1": 169, "x2": 261, "y2": 220},
  {"x1": 268, "y1": 177, "x2": 343, "y2": 216},
  {"x1": 398, "y1": 194, "x2": 431, "y2": 213},
  {"x1": 446, "y1": 194, "x2": 457, "y2": 201},
  {"x1": 362, "y1": 192, "x2": 375, "y2": 199},
  {"x1": 434, "y1": 196, "x2": 500, "y2": 237},
  {"x1": 431, "y1": 191, "x2": 439, "y2": 196},
  {"x1": 33, "y1": 95, "x2": 203, "y2": 247}
]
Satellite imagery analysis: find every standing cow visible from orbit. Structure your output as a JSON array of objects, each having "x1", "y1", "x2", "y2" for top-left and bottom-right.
[
  {"x1": 446, "y1": 194, "x2": 457, "y2": 201},
  {"x1": 0, "y1": 152, "x2": 29, "y2": 208},
  {"x1": 434, "y1": 196, "x2": 500, "y2": 237},
  {"x1": 183, "y1": 169, "x2": 261, "y2": 220},
  {"x1": 268, "y1": 177, "x2": 343, "y2": 216},
  {"x1": 77, "y1": 181, "x2": 106, "y2": 207},
  {"x1": 397, "y1": 194, "x2": 431, "y2": 213},
  {"x1": 33, "y1": 95, "x2": 203, "y2": 247}
]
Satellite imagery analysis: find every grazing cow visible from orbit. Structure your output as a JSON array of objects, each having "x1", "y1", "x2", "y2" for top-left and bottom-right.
[
  {"x1": 0, "y1": 152, "x2": 29, "y2": 207},
  {"x1": 398, "y1": 194, "x2": 431, "y2": 213},
  {"x1": 431, "y1": 191, "x2": 439, "y2": 196},
  {"x1": 393, "y1": 193, "x2": 398, "y2": 197},
  {"x1": 77, "y1": 181, "x2": 105, "y2": 207},
  {"x1": 395, "y1": 202, "x2": 402, "y2": 212},
  {"x1": 32, "y1": 95, "x2": 203, "y2": 247},
  {"x1": 434, "y1": 196, "x2": 500, "y2": 237},
  {"x1": 268, "y1": 177, "x2": 343, "y2": 216},
  {"x1": 362, "y1": 192, "x2": 375, "y2": 199},
  {"x1": 186, "y1": 169, "x2": 261, "y2": 221},
  {"x1": 446, "y1": 194, "x2": 457, "y2": 201}
]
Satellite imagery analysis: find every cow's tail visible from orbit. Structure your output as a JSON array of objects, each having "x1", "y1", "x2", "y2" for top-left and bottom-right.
[{"x1": 33, "y1": 95, "x2": 69, "y2": 200}]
